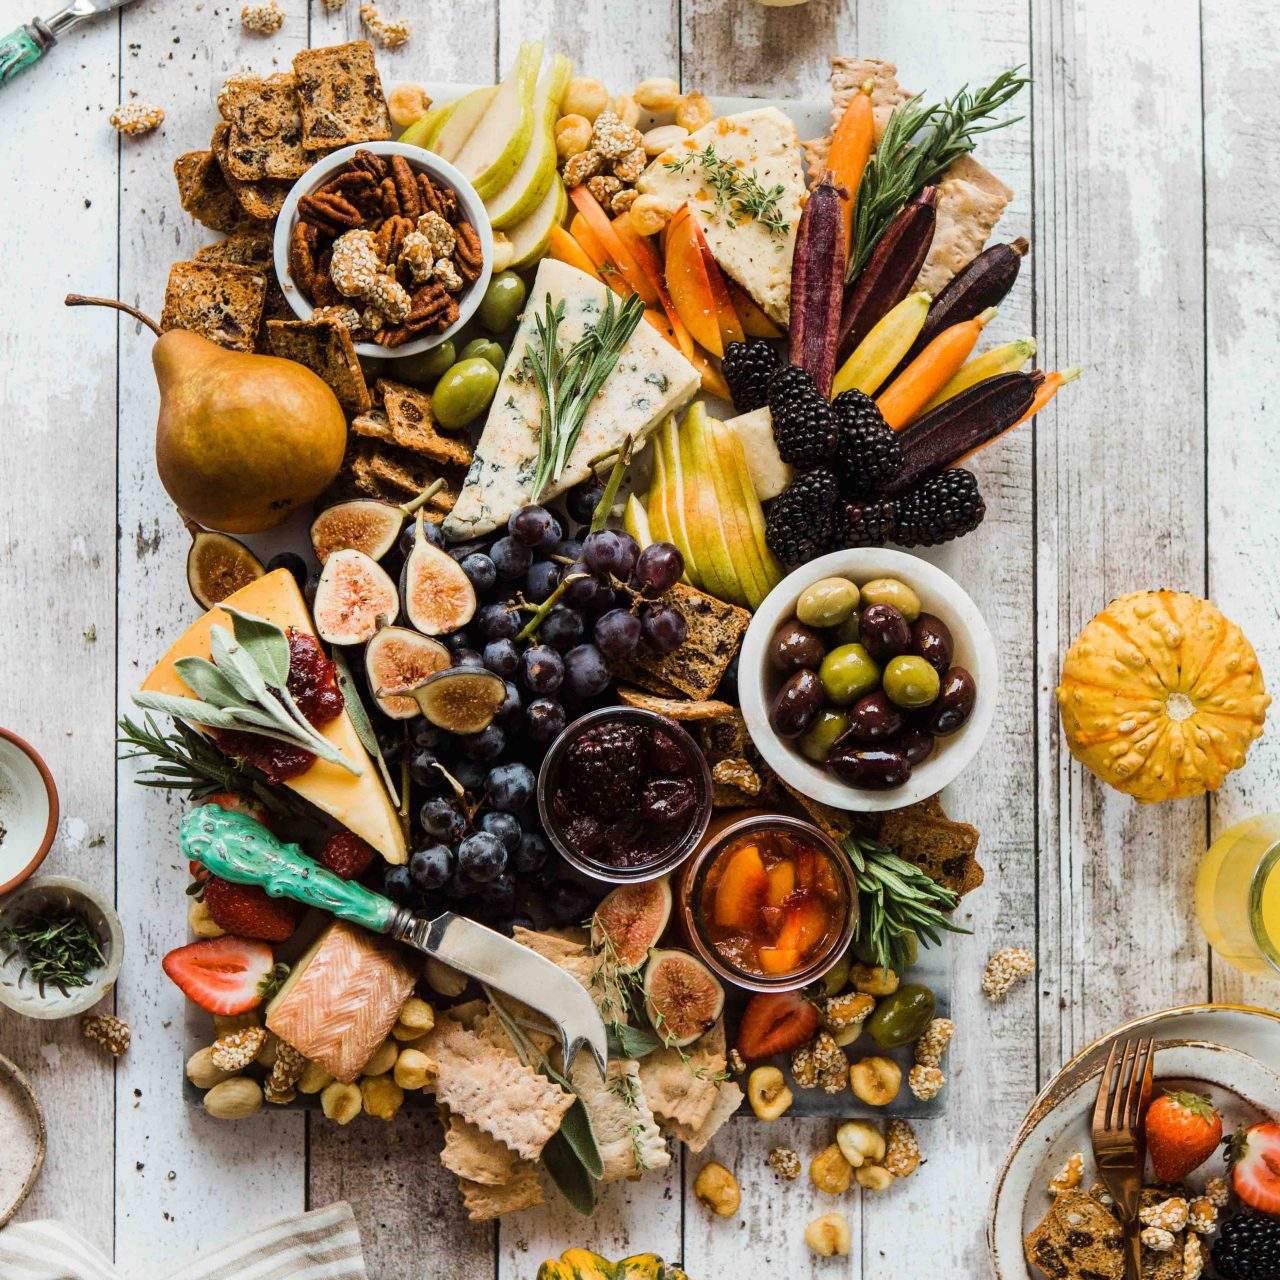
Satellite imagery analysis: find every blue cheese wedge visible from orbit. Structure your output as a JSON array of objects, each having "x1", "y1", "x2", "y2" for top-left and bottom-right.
[
  {"x1": 636, "y1": 106, "x2": 805, "y2": 326},
  {"x1": 444, "y1": 259, "x2": 700, "y2": 540}
]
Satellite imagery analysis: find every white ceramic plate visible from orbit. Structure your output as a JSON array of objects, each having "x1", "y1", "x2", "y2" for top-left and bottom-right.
[{"x1": 989, "y1": 1037, "x2": 1280, "y2": 1280}]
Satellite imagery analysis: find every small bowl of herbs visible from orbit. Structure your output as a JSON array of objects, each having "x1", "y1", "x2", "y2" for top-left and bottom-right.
[{"x1": 0, "y1": 876, "x2": 123, "y2": 1019}]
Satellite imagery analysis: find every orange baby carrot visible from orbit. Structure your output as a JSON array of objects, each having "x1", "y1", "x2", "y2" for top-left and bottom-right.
[
  {"x1": 1013, "y1": 365, "x2": 1082, "y2": 425},
  {"x1": 827, "y1": 85, "x2": 875, "y2": 259},
  {"x1": 875, "y1": 307, "x2": 996, "y2": 431}
]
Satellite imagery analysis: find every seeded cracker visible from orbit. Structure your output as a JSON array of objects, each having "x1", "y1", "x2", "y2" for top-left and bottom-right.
[
  {"x1": 661, "y1": 1079, "x2": 744, "y2": 1154},
  {"x1": 173, "y1": 149, "x2": 246, "y2": 234},
  {"x1": 376, "y1": 380, "x2": 473, "y2": 468},
  {"x1": 875, "y1": 793, "x2": 983, "y2": 897},
  {"x1": 218, "y1": 73, "x2": 309, "y2": 181},
  {"x1": 210, "y1": 122, "x2": 290, "y2": 222},
  {"x1": 292, "y1": 41, "x2": 392, "y2": 153},
  {"x1": 265, "y1": 317, "x2": 372, "y2": 413},
  {"x1": 194, "y1": 228, "x2": 274, "y2": 271},
  {"x1": 441, "y1": 1114, "x2": 531, "y2": 1186},
  {"x1": 567, "y1": 1056, "x2": 670, "y2": 1182},
  {"x1": 616, "y1": 687, "x2": 735, "y2": 722},
  {"x1": 161, "y1": 260, "x2": 267, "y2": 353},
  {"x1": 458, "y1": 1168, "x2": 544, "y2": 1221}
]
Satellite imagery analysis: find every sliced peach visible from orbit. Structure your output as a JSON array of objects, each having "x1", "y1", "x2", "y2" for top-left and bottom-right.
[
  {"x1": 691, "y1": 349, "x2": 732, "y2": 401},
  {"x1": 689, "y1": 217, "x2": 744, "y2": 347},
  {"x1": 792, "y1": 844, "x2": 817, "y2": 890},
  {"x1": 713, "y1": 842, "x2": 768, "y2": 931},
  {"x1": 758, "y1": 946, "x2": 801, "y2": 975},
  {"x1": 813, "y1": 857, "x2": 840, "y2": 901},
  {"x1": 766, "y1": 861, "x2": 796, "y2": 909},
  {"x1": 789, "y1": 897, "x2": 831, "y2": 954},
  {"x1": 548, "y1": 224, "x2": 603, "y2": 283},
  {"x1": 726, "y1": 279, "x2": 783, "y2": 338},
  {"x1": 568, "y1": 214, "x2": 631, "y2": 297},
  {"x1": 568, "y1": 185, "x2": 657, "y2": 305},
  {"x1": 664, "y1": 205, "x2": 723, "y2": 356}
]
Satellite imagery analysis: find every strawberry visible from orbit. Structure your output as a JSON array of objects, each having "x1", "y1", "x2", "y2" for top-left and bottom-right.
[
  {"x1": 735, "y1": 991, "x2": 820, "y2": 1061},
  {"x1": 319, "y1": 831, "x2": 376, "y2": 880},
  {"x1": 203, "y1": 876, "x2": 302, "y2": 942},
  {"x1": 1145, "y1": 1090, "x2": 1224, "y2": 1183},
  {"x1": 1228, "y1": 1122, "x2": 1280, "y2": 1215},
  {"x1": 161, "y1": 935, "x2": 279, "y2": 1015}
]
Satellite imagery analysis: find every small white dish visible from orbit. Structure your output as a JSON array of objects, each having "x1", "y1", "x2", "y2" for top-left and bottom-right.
[
  {"x1": 0, "y1": 729, "x2": 59, "y2": 894},
  {"x1": 0, "y1": 1051, "x2": 45, "y2": 1228},
  {"x1": 0, "y1": 875, "x2": 124, "y2": 1020},
  {"x1": 738, "y1": 548, "x2": 999, "y2": 812},
  {"x1": 273, "y1": 140, "x2": 494, "y2": 359}
]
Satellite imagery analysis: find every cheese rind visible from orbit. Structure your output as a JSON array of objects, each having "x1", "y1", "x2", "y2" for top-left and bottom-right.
[
  {"x1": 443, "y1": 259, "x2": 699, "y2": 540},
  {"x1": 139, "y1": 569, "x2": 408, "y2": 864}
]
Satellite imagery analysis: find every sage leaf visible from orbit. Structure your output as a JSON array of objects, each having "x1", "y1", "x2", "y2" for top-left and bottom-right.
[
  {"x1": 540, "y1": 1130, "x2": 597, "y2": 1216},
  {"x1": 222, "y1": 607, "x2": 291, "y2": 687},
  {"x1": 210, "y1": 626, "x2": 271, "y2": 705},
  {"x1": 332, "y1": 649, "x2": 397, "y2": 801},
  {"x1": 173, "y1": 657, "x2": 244, "y2": 709},
  {"x1": 553, "y1": 1095, "x2": 604, "y2": 1180},
  {"x1": 133, "y1": 691, "x2": 258, "y2": 732},
  {"x1": 608, "y1": 1023, "x2": 660, "y2": 1060}
]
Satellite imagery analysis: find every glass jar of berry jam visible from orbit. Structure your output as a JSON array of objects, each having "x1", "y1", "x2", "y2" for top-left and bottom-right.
[
  {"x1": 678, "y1": 812, "x2": 856, "y2": 992},
  {"x1": 537, "y1": 707, "x2": 713, "y2": 884}
]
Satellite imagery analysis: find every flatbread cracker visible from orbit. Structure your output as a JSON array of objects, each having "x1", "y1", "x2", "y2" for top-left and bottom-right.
[
  {"x1": 458, "y1": 1167, "x2": 544, "y2": 1221},
  {"x1": 377, "y1": 379, "x2": 473, "y2": 467},
  {"x1": 442, "y1": 1114, "x2": 529, "y2": 1186},
  {"x1": 173, "y1": 149, "x2": 246, "y2": 234},
  {"x1": 348, "y1": 446, "x2": 462, "y2": 508},
  {"x1": 568, "y1": 1057, "x2": 670, "y2": 1183},
  {"x1": 219, "y1": 73, "x2": 308, "y2": 181},
  {"x1": 616, "y1": 687, "x2": 735, "y2": 721},
  {"x1": 160, "y1": 260, "x2": 267, "y2": 352},
  {"x1": 637, "y1": 1020, "x2": 726, "y2": 1131},
  {"x1": 265, "y1": 317, "x2": 372, "y2": 414},
  {"x1": 660, "y1": 1080, "x2": 743, "y2": 1154},
  {"x1": 293, "y1": 41, "x2": 392, "y2": 152},
  {"x1": 914, "y1": 152, "x2": 1012, "y2": 295},
  {"x1": 211, "y1": 122, "x2": 290, "y2": 221}
]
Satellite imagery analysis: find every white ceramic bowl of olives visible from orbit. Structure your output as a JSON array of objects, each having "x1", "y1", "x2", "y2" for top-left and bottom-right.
[{"x1": 738, "y1": 549, "x2": 999, "y2": 811}]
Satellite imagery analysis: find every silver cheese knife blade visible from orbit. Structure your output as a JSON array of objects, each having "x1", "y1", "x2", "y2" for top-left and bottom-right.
[{"x1": 2, "y1": 0, "x2": 138, "y2": 87}]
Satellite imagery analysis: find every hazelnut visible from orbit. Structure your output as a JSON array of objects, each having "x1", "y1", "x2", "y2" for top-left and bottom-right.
[
  {"x1": 693, "y1": 1161, "x2": 740, "y2": 1217},
  {"x1": 854, "y1": 1164, "x2": 895, "y2": 1192},
  {"x1": 809, "y1": 1143, "x2": 853, "y2": 1195},
  {"x1": 674, "y1": 91, "x2": 713, "y2": 132},
  {"x1": 202, "y1": 1077, "x2": 263, "y2": 1120},
  {"x1": 804, "y1": 1212, "x2": 852, "y2": 1257},
  {"x1": 297, "y1": 1061, "x2": 333, "y2": 1094},
  {"x1": 387, "y1": 82, "x2": 431, "y2": 129},
  {"x1": 628, "y1": 194, "x2": 671, "y2": 237},
  {"x1": 393, "y1": 1048, "x2": 437, "y2": 1091},
  {"x1": 613, "y1": 94, "x2": 641, "y2": 128},
  {"x1": 633, "y1": 77, "x2": 680, "y2": 112},
  {"x1": 424, "y1": 958, "x2": 467, "y2": 998},
  {"x1": 835, "y1": 1119, "x2": 885, "y2": 1167},
  {"x1": 364, "y1": 1038, "x2": 398, "y2": 1078},
  {"x1": 320, "y1": 1081, "x2": 362, "y2": 1125},
  {"x1": 554, "y1": 113, "x2": 592, "y2": 161},
  {"x1": 560, "y1": 77, "x2": 610, "y2": 123},
  {"x1": 359, "y1": 1073, "x2": 404, "y2": 1121},
  {"x1": 746, "y1": 1066, "x2": 793, "y2": 1121},
  {"x1": 849, "y1": 1055, "x2": 902, "y2": 1106}
]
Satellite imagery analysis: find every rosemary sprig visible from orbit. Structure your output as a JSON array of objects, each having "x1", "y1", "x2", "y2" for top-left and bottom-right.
[
  {"x1": 664, "y1": 144, "x2": 791, "y2": 236},
  {"x1": 0, "y1": 906, "x2": 105, "y2": 997},
  {"x1": 842, "y1": 833, "x2": 971, "y2": 971},
  {"x1": 849, "y1": 66, "x2": 1028, "y2": 275},
  {"x1": 523, "y1": 292, "x2": 646, "y2": 500}
]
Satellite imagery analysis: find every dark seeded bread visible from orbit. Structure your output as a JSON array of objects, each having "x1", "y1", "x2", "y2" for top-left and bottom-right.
[
  {"x1": 173, "y1": 149, "x2": 246, "y2": 234},
  {"x1": 211, "y1": 122, "x2": 290, "y2": 220},
  {"x1": 219, "y1": 73, "x2": 308, "y2": 181},
  {"x1": 378, "y1": 379, "x2": 473, "y2": 468},
  {"x1": 265, "y1": 317, "x2": 371, "y2": 414},
  {"x1": 160, "y1": 261, "x2": 267, "y2": 353},
  {"x1": 293, "y1": 41, "x2": 392, "y2": 152},
  {"x1": 876, "y1": 794, "x2": 984, "y2": 897}
]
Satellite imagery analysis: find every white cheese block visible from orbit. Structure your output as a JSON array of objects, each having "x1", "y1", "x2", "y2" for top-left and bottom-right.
[
  {"x1": 636, "y1": 107, "x2": 806, "y2": 325},
  {"x1": 444, "y1": 259, "x2": 700, "y2": 540},
  {"x1": 726, "y1": 406, "x2": 792, "y2": 500}
]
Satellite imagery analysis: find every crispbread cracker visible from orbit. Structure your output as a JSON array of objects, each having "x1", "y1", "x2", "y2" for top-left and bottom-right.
[
  {"x1": 293, "y1": 41, "x2": 392, "y2": 152},
  {"x1": 219, "y1": 72, "x2": 308, "y2": 180},
  {"x1": 637, "y1": 1020, "x2": 726, "y2": 1131},
  {"x1": 914, "y1": 152, "x2": 1012, "y2": 295},
  {"x1": 211, "y1": 122, "x2": 290, "y2": 221},
  {"x1": 568, "y1": 1057, "x2": 670, "y2": 1182},
  {"x1": 510, "y1": 927, "x2": 595, "y2": 991},
  {"x1": 194, "y1": 229, "x2": 275, "y2": 270},
  {"x1": 616, "y1": 688, "x2": 735, "y2": 721},
  {"x1": 419, "y1": 1012, "x2": 574, "y2": 1161},
  {"x1": 265, "y1": 317, "x2": 372, "y2": 413},
  {"x1": 457, "y1": 1167, "x2": 544, "y2": 1221},
  {"x1": 876, "y1": 794, "x2": 983, "y2": 897},
  {"x1": 160, "y1": 260, "x2": 267, "y2": 352},
  {"x1": 779, "y1": 780, "x2": 854, "y2": 842},
  {"x1": 173, "y1": 149, "x2": 246, "y2": 234},
  {"x1": 803, "y1": 57, "x2": 909, "y2": 180},
  {"x1": 441, "y1": 1115, "x2": 529, "y2": 1186},
  {"x1": 660, "y1": 1079, "x2": 743, "y2": 1154},
  {"x1": 347, "y1": 446, "x2": 461, "y2": 509},
  {"x1": 377, "y1": 379, "x2": 473, "y2": 467}
]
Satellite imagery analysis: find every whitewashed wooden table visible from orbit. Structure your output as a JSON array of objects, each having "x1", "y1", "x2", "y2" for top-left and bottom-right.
[{"x1": 1, "y1": 0, "x2": 1277, "y2": 1274}]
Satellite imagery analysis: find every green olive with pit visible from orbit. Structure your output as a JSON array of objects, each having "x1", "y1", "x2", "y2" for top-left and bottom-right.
[
  {"x1": 882, "y1": 655, "x2": 941, "y2": 709},
  {"x1": 431, "y1": 357, "x2": 501, "y2": 430},
  {"x1": 859, "y1": 577, "x2": 922, "y2": 622},
  {"x1": 867, "y1": 984, "x2": 936, "y2": 1049},
  {"x1": 818, "y1": 643, "x2": 881, "y2": 706},
  {"x1": 393, "y1": 339, "x2": 457, "y2": 386},
  {"x1": 833, "y1": 611, "x2": 861, "y2": 644},
  {"x1": 459, "y1": 337, "x2": 507, "y2": 370},
  {"x1": 477, "y1": 271, "x2": 527, "y2": 333},
  {"x1": 796, "y1": 577, "x2": 860, "y2": 628},
  {"x1": 798, "y1": 709, "x2": 850, "y2": 763}
]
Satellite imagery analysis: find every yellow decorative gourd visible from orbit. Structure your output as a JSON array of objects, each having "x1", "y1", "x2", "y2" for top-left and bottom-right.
[
  {"x1": 1056, "y1": 590, "x2": 1269, "y2": 803},
  {"x1": 535, "y1": 1252, "x2": 689, "y2": 1280}
]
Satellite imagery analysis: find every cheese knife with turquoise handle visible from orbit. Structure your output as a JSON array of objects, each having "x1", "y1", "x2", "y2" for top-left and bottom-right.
[
  {"x1": 2, "y1": 0, "x2": 137, "y2": 87},
  {"x1": 181, "y1": 804, "x2": 609, "y2": 1076}
]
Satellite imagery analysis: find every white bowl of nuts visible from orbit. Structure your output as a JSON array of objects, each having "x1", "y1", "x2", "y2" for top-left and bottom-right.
[{"x1": 273, "y1": 140, "x2": 494, "y2": 359}]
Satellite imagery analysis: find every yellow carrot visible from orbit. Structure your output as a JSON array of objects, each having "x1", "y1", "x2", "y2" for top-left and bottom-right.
[
  {"x1": 831, "y1": 291, "x2": 931, "y2": 398},
  {"x1": 826, "y1": 85, "x2": 875, "y2": 259},
  {"x1": 1012, "y1": 365, "x2": 1082, "y2": 426},
  {"x1": 876, "y1": 307, "x2": 997, "y2": 431},
  {"x1": 915, "y1": 337, "x2": 1037, "y2": 418}
]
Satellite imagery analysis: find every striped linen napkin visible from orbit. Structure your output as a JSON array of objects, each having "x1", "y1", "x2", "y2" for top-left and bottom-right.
[{"x1": 0, "y1": 1201, "x2": 367, "y2": 1279}]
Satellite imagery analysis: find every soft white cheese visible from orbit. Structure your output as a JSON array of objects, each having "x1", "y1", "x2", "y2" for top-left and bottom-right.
[
  {"x1": 444, "y1": 259, "x2": 700, "y2": 540},
  {"x1": 636, "y1": 107, "x2": 805, "y2": 325}
]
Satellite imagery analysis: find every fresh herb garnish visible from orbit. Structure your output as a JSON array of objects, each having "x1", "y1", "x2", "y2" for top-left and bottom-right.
[
  {"x1": 1, "y1": 906, "x2": 105, "y2": 997},
  {"x1": 523, "y1": 292, "x2": 646, "y2": 500},
  {"x1": 664, "y1": 143, "x2": 791, "y2": 236},
  {"x1": 849, "y1": 66, "x2": 1028, "y2": 275},
  {"x1": 842, "y1": 833, "x2": 971, "y2": 970}
]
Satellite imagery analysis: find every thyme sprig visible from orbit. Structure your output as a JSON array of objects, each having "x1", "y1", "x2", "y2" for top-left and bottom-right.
[
  {"x1": 0, "y1": 906, "x2": 105, "y2": 997},
  {"x1": 664, "y1": 143, "x2": 790, "y2": 236},
  {"x1": 849, "y1": 66, "x2": 1028, "y2": 275}
]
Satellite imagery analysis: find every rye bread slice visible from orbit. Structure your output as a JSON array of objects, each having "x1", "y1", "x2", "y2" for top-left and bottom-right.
[
  {"x1": 265, "y1": 317, "x2": 371, "y2": 414},
  {"x1": 377, "y1": 379, "x2": 473, "y2": 468},
  {"x1": 160, "y1": 260, "x2": 267, "y2": 352},
  {"x1": 875, "y1": 795, "x2": 984, "y2": 898},
  {"x1": 173, "y1": 149, "x2": 246, "y2": 234},
  {"x1": 218, "y1": 73, "x2": 309, "y2": 181},
  {"x1": 210, "y1": 122, "x2": 290, "y2": 221},
  {"x1": 292, "y1": 41, "x2": 392, "y2": 152}
]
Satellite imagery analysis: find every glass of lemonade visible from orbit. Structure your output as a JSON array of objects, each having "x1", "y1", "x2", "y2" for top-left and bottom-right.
[{"x1": 1195, "y1": 814, "x2": 1280, "y2": 978}]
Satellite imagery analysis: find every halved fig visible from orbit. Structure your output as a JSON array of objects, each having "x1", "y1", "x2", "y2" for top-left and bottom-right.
[
  {"x1": 313, "y1": 548, "x2": 399, "y2": 645},
  {"x1": 186, "y1": 526, "x2": 264, "y2": 610},
  {"x1": 365, "y1": 625, "x2": 451, "y2": 720},
  {"x1": 412, "y1": 667, "x2": 505, "y2": 734},
  {"x1": 643, "y1": 948, "x2": 725, "y2": 1048},
  {"x1": 401, "y1": 513, "x2": 476, "y2": 636},
  {"x1": 591, "y1": 878, "x2": 673, "y2": 973},
  {"x1": 311, "y1": 499, "x2": 403, "y2": 564}
]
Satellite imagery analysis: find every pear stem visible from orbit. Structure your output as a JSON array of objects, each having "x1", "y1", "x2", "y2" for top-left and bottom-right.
[{"x1": 65, "y1": 293, "x2": 162, "y2": 337}]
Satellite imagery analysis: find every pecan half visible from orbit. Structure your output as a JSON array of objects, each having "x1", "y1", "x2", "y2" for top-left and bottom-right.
[
  {"x1": 417, "y1": 171, "x2": 457, "y2": 222},
  {"x1": 298, "y1": 190, "x2": 364, "y2": 233},
  {"x1": 288, "y1": 220, "x2": 321, "y2": 298},
  {"x1": 350, "y1": 149, "x2": 389, "y2": 181},
  {"x1": 453, "y1": 221, "x2": 483, "y2": 283},
  {"x1": 317, "y1": 169, "x2": 377, "y2": 201},
  {"x1": 378, "y1": 176, "x2": 400, "y2": 218},
  {"x1": 390, "y1": 155, "x2": 422, "y2": 222},
  {"x1": 376, "y1": 214, "x2": 414, "y2": 265}
]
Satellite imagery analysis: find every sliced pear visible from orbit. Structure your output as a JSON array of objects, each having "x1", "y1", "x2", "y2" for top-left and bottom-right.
[
  {"x1": 399, "y1": 98, "x2": 454, "y2": 150},
  {"x1": 454, "y1": 41, "x2": 542, "y2": 199},
  {"x1": 680, "y1": 403, "x2": 743, "y2": 605},
  {"x1": 645, "y1": 427, "x2": 673, "y2": 544},
  {"x1": 487, "y1": 53, "x2": 570, "y2": 230},
  {"x1": 709, "y1": 416, "x2": 781, "y2": 607},
  {"x1": 506, "y1": 176, "x2": 567, "y2": 270},
  {"x1": 429, "y1": 87, "x2": 496, "y2": 161},
  {"x1": 653, "y1": 412, "x2": 701, "y2": 585},
  {"x1": 623, "y1": 493, "x2": 652, "y2": 549}
]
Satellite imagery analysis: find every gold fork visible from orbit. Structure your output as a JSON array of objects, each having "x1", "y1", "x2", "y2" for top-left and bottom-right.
[{"x1": 1090, "y1": 1037, "x2": 1157, "y2": 1280}]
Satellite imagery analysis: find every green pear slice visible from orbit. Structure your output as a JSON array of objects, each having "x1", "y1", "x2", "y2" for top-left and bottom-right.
[
  {"x1": 454, "y1": 41, "x2": 542, "y2": 199},
  {"x1": 398, "y1": 98, "x2": 454, "y2": 150},
  {"x1": 428, "y1": 87, "x2": 496, "y2": 161},
  {"x1": 487, "y1": 53, "x2": 570, "y2": 230},
  {"x1": 680, "y1": 403, "x2": 744, "y2": 605},
  {"x1": 622, "y1": 494, "x2": 652, "y2": 549},
  {"x1": 709, "y1": 417, "x2": 781, "y2": 607},
  {"x1": 505, "y1": 177, "x2": 566, "y2": 269},
  {"x1": 653, "y1": 412, "x2": 701, "y2": 584}
]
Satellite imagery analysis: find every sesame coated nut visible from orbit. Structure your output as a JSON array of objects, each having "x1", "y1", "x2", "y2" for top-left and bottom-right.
[
  {"x1": 612, "y1": 146, "x2": 647, "y2": 184},
  {"x1": 883, "y1": 1119, "x2": 921, "y2": 1179},
  {"x1": 210, "y1": 1026, "x2": 267, "y2": 1073},
  {"x1": 358, "y1": 1, "x2": 410, "y2": 47},
  {"x1": 908, "y1": 1064, "x2": 945, "y2": 1101},
  {"x1": 766, "y1": 1147, "x2": 801, "y2": 1181},
  {"x1": 203, "y1": 1077, "x2": 263, "y2": 1120},
  {"x1": 693, "y1": 1161, "x2": 740, "y2": 1217},
  {"x1": 320, "y1": 1081, "x2": 362, "y2": 1125},
  {"x1": 804, "y1": 1212, "x2": 852, "y2": 1258},
  {"x1": 810, "y1": 1144, "x2": 853, "y2": 1195},
  {"x1": 855, "y1": 1164, "x2": 895, "y2": 1192},
  {"x1": 1140, "y1": 1227, "x2": 1176, "y2": 1253},
  {"x1": 836, "y1": 1120, "x2": 885, "y2": 1168},
  {"x1": 610, "y1": 188, "x2": 639, "y2": 216},
  {"x1": 591, "y1": 111, "x2": 643, "y2": 161},
  {"x1": 824, "y1": 992, "x2": 876, "y2": 1032},
  {"x1": 330, "y1": 229, "x2": 382, "y2": 298},
  {"x1": 1184, "y1": 1234, "x2": 1205, "y2": 1280},
  {"x1": 674, "y1": 92, "x2": 713, "y2": 132},
  {"x1": 1048, "y1": 1151, "x2": 1085, "y2": 1196},
  {"x1": 266, "y1": 1041, "x2": 306, "y2": 1100},
  {"x1": 1140, "y1": 1197, "x2": 1189, "y2": 1234},
  {"x1": 110, "y1": 103, "x2": 165, "y2": 136},
  {"x1": 365, "y1": 273, "x2": 412, "y2": 324},
  {"x1": 849, "y1": 1056, "x2": 901, "y2": 1107},
  {"x1": 747, "y1": 1066, "x2": 793, "y2": 1121},
  {"x1": 240, "y1": 0, "x2": 284, "y2": 34},
  {"x1": 82, "y1": 1014, "x2": 131, "y2": 1057},
  {"x1": 393, "y1": 1048, "x2": 437, "y2": 1091},
  {"x1": 185, "y1": 1046, "x2": 232, "y2": 1090},
  {"x1": 398, "y1": 231, "x2": 435, "y2": 283},
  {"x1": 1187, "y1": 1197, "x2": 1218, "y2": 1234},
  {"x1": 359, "y1": 1073, "x2": 404, "y2": 1121},
  {"x1": 255, "y1": 1031, "x2": 279, "y2": 1068},
  {"x1": 415, "y1": 214, "x2": 455, "y2": 261},
  {"x1": 1203, "y1": 1176, "x2": 1229, "y2": 1209},
  {"x1": 914, "y1": 1017, "x2": 956, "y2": 1068},
  {"x1": 561, "y1": 150, "x2": 603, "y2": 189},
  {"x1": 560, "y1": 77, "x2": 611, "y2": 123},
  {"x1": 586, "y1": 174, "x2": 623, "y2": 205},
  {"x1": 387, "y1": 83, "x2": 431, "y2": 129},
  {"x1": 432, "y1": 258, "x2": 464, "y2": 294},
  {"x1": 555, "y1": 114, "x2": 593, "y2": 160},
  {"x1": 982, "y1": 946, "x2": 1035, "y2": 1000}
]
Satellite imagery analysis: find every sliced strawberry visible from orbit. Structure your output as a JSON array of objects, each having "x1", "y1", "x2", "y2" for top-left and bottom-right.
[
  {"x1": 1145, "y1": 1090, "x2": 1223, "y2": 1183},
  {"x1": 1229, "y1": 1122, "x2": 1280, "y2": 1214},
  {"x1": 735, "y1": 991, "x2": 820, "y2": 1061},
  {"x1": 203, "y1": 876, "x2": 302, "y2": 942},
  {"x1": 319, "y1": 831, "x2": 376, "y2": 881},
  {"x1": 161, "y1": 935, "x2": 278, "y2": 1015}
]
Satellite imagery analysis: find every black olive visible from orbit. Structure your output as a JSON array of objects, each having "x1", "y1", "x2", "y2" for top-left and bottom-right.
[
  {"x1": 926, "y1": 666, "x2": 976, "y2": 734},
  {"x1": 828, "y1": 745, "x2": 912, "y2": 789},
  {"x1": 858, "y1": 603, "x2": 912, "y2": 662},
  {"x1": 769, "y1": 669, "x2": 824, "y2": 738},
  {"x1": 911, "y1": 613, "x2": 954, "y2": 676},
  {"x1": 769, "y1": 619, "x2": 827, "y2": 673},
  {"x1": 842, "y1": 690, "x2": 904, "y2": 743},
  {"x1": 895, "y1": 726, "x2": 936, "y2": 765}
]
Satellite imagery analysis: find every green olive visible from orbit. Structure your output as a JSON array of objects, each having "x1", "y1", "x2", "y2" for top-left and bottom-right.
[
  {"x1": 882, "y1": 655, "x2": 941, "y2": 709},
  {"x1": 796, "y1": 577, "x2": 860, "y2": 628},
  {"x1": 859, "y1": 577, "x2": 922, "y2": 622},
  {"x1": 392, "y1": 339, "x2": 456, "y2": 387},
  {"x1": 459, "y1": 337, "x2": 507, "y2": 370},
  {"x1": 477, "y1": 271, "x2": 527, "y2": 333},
  {"x1": 833, "y1": 611, "x2": 861, "y2": 644},
  {"x1": 431, "y1": 357, "x2": 501, "y2": 430},
  {"x1": 798, "y1": 709, "x2": 850, "y2": 763},
  {"x1": 867, "y1": 983, "x2": 936, "y2": 1049},
  {"x1": 818, "y1": 644, "x2": 881, "y2": 706}
]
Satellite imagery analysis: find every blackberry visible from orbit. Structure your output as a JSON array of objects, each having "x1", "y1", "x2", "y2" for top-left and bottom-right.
[
  {"x1": 765, "y1": 468, "x2": 839, "y2": 566},
  {"x1": 564, "y1": 722, "x2": 645, "y2": 816},
  {"x1": 831, "y1": 390, "x2": 903, "y2": 497},
  {"x1": 1212, "y1": 1212, "x2": 1280, "y2": 1280},
  {"x1": 722, "y1": 339, "x2": 781, "y2": 413},
  {"x1": 893, "y1": 469, "x2": 985, "y2": 547},
  {"x1": 767, "y1": 365, "x2": 837, "y2": 466},
  {"x1": 836, "y1": 498, "x2": 899, "y2": 548}
]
